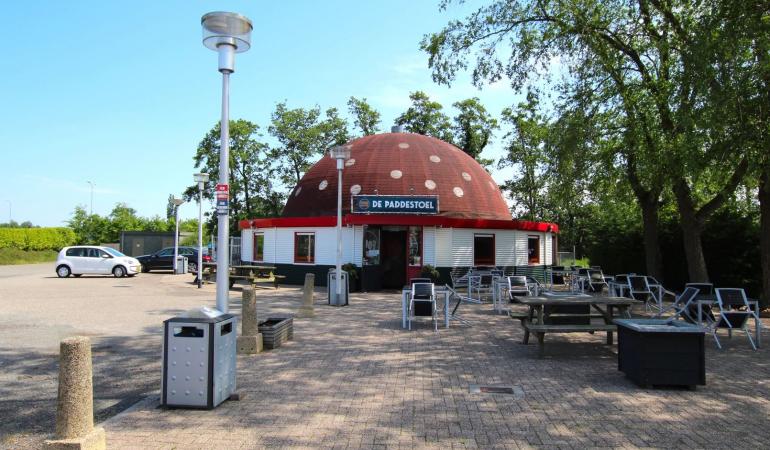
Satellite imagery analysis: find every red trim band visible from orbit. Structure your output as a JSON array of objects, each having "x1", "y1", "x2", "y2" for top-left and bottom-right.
[{"x1": 239, "y1": 215, "x2": 558, "y2": 233}]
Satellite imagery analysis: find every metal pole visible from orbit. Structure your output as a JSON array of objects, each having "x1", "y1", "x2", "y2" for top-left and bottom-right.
[
  {"x1": 87, "y1": 181, "x2": 94, "y2": 215},
  {"x1": 336, "y1": 162, "x2": 343, "y2": 300},
  {"x1": 215, "y1": 70, "x2": 231, "y2": 313},
  {"x1": 173, "y1": 206, "x2": 180, "y2": 274},
  {"x1": 198, "y1": 182, "x2": 204, "y2": 288}
]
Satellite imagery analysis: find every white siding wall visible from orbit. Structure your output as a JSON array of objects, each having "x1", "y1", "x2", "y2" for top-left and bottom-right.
[
  {"x1": 263, "y1": 228, "x2": 276, "y2": 263},
  {"x1": 544, "y1": 233, "x2": 552, "y2": 265},
  {"x1": 435, "y1": 228, "x2": 452, "y2": 267},
  {"x1": 495, "y1": 230, "x2": 517, "y2": 267},
  {"x1": 514, "y1": 232, "x2": 529, "y2": 266},
  {"x1": 422, "y1": 226, "x2": 436, "y2": 266},
  {"x1": 451, "y1": 229, "x2": 474, "y2": 266},
  {"x1": 353, "y1": 226, "x2": 363, "y2": 266},
  {"x1": 241, "y1": 230, "x2": 253, "y2": 261}
]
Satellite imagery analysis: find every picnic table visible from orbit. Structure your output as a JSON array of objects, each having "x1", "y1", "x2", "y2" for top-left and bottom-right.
[
  {"x1": 512, "y1": 295, "x2": 638, "y2": 356},
  {"x1": 197, "y1": 263, "x2": 283, "y2": 289}
]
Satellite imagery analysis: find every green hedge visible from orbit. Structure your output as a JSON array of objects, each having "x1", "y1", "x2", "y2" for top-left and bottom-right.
[{"x1": 0, "y1": 228, "x2": 77, "y2": 251}]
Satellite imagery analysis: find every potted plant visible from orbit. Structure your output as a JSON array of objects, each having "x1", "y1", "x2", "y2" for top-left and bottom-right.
[
  {"x1": 420, "y1": 264, "x2": 440, "y2": 283},
  {"x1": 341, "y1": 263, "x2": 359, "y2": 292}
]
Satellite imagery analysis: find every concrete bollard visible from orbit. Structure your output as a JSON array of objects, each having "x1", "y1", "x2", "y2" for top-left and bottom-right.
[
  {"x1": 296, "y1": 273, "x2": 316, "y2": 318},
  {"x1": 44, "y1": 336, "x2": 106, "y2": 450},
  {"x1": 237, "y1": 287, "x2": 263, "y2": 354}
]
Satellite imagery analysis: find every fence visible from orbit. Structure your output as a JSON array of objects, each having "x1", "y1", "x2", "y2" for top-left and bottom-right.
[{"x1": 210, "y1": 236, "x2": 242, "y2": 266}]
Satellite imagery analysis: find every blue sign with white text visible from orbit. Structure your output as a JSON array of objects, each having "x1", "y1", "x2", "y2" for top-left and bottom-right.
[{"x1": 352, "y1": 195, "x2": 439, "y2": 214}]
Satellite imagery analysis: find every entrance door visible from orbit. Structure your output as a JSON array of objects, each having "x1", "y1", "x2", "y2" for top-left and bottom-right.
[{"x1": 380, "y1": 230, "x2": 406, "y2": 289}]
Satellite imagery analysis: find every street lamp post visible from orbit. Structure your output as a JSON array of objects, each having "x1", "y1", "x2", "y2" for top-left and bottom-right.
[
  {"x1": 193, "y1": 173, "x2": 210, "y2": 288},
  {"x1": 329, "y1": 145, "x2": 351, "y2": 305},
  {"x1": 86, "y1": 181, "x2": 94, "y2": 215},
  {"x1": 201, "y1": 11, "x2": 252, "y2": 313},
  {"x1": 172, "y1": 198, "x2": 185, "y2": 274}
]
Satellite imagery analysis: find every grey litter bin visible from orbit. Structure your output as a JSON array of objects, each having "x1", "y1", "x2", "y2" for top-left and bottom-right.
[
  {"x1": 161, "y1": 313, "x2": 237, "y2": 409},
  {"x1": 327, "y1": 269, "x2": 349, "y2": 306},
  {"x1": 175, "y1": 256, "x2": 188, "y2": 274}
]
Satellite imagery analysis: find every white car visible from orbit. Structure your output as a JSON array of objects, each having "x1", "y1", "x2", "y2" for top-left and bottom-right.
[{"x1": 56, "y1": 246, "x2": 142, "y2": 278}]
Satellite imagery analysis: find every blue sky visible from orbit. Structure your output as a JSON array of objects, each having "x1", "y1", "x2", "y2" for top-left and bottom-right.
[{"x1": 1, "y1": 1, "x2": 523, "y2": 227}]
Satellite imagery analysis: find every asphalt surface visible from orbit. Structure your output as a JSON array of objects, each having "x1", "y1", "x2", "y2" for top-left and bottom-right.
[{"x1": 0, "y1": 263, "x2": 244, "y2": 449}]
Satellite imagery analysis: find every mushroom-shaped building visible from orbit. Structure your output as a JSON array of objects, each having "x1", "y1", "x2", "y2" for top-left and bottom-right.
[{"x1": 239, "y1": 132, "x2": 558, "y2": 289}]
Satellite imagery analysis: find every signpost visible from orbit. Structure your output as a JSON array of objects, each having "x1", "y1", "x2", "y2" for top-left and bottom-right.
[
  {"x1": 351, "y1": 195, "x2": 439, "y2": 215},
  {"x1": 215, "y1": 184, "x2": 229, "y2": 216}
]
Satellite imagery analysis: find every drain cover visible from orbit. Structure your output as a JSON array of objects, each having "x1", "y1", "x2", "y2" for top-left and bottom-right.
[{"x1": 469, "y1": 384, "x2": 524, "y2": 398}]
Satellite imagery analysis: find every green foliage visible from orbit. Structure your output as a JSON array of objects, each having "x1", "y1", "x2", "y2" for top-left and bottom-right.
[
  {"x1": 452, "y1": 97, "x2": 497, "y2": 164},
  {"x1": 347, "y1": 97, "x2": 381, "y2": 136},
  {"x1": 341, "y1": 263, "x2": 358, "y2": 280},
  {"x1": 269, "y1": 103, "x2": 351, "y2": 187},
  {"x1": 0, "y1": 248, "x2": 58, "y2": 265},
  {"x1": 0, "y1": 227, "x2": 76, "y2": 251},
  {"x1": 0, "y1": 221, "x2": 36, "y2": 228},
  {"x1": 395, "y1": 91, "x2": 454, "y2": 143},
  {"x1": 420, "y1": 264, "x2": 441, "y2": 282},
  {"x1": 185, "y1": 119, "x2": 284, "y2": 235},
  {"x1": 67, "y1": 203, "x2": 173, "y2": 245}
]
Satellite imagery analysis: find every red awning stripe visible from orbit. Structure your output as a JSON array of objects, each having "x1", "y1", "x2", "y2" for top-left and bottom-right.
[{"x1": 239, "y1": 215, "x2": 558, "y2": 233}]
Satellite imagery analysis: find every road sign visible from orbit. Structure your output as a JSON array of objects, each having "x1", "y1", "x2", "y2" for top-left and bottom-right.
[
  {"x1": 216, "y1": 198, "x2": 228, "y2": 216},
  {"x1": 215, "y1": 184, "x2": 229, "y2": 200}
]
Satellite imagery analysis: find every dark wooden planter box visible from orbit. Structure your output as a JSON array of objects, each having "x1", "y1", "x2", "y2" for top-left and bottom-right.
[
  {"x1": 615, "y1": 319, "x2": 706, "y2": 389},
  {"x1": 258, "y1": 317, "x2": 293, "y2": 349}
]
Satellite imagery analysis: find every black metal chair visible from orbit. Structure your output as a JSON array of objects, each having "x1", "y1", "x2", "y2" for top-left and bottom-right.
[
  {"x1": 628, "y1": 275, "x2": 655, "y2": 311},
  {"x1": 586, "y1": 269, "x2": 607, "y2": 293},
  {"x1": 712, "y1": 288, "x2": 758, "y2": 350},
  {"x1": 550, "y1": 266, "x2": 565, "y2": 285},
  {"x1": 409, "y1": 282, "x2": 437, "y2": 331},
  {"x1": 654, "y1": 286, "x2": 700, "y2": 322}
]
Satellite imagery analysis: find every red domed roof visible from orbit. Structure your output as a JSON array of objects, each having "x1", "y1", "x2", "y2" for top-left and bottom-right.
[{"x1": 281, "y1": 133, "x2": 512, "y2": 220}]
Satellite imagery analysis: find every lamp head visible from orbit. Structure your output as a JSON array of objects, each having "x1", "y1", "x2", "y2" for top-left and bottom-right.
[
  {"x1": 172, "y1": 198, "x2": 185, "y2": 207},
  {"x1": 201, "y1": 12, "x2": 253, "y2": 53},
  {"x1": 193, "y1": 173, "x2": 210, "y2": 183},
  {"x1": 328, "y1": 145, "x2": 351, "y2": 161}
]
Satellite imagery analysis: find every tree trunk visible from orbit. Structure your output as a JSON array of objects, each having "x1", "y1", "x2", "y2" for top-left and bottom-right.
[
  {"x1": 639, "y1": 198, "x2": 663, "y2": 280},
  {"x1": 673, "y1": 180, "x2": 710, "y2": 282},
  {"x1": 759, "y1": 168, "x2": 770, "y2": 308}
]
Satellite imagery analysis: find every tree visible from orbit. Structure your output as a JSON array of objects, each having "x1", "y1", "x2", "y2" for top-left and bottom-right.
[
  {"x1": 185, "y1": 119, "x2": 281, "y2": 233},
  {"x1": 452, "y1": 97, "x2": 498, "y2": 164},
  {"x1": 395, "y1": 91, "x2": 454, "y2": 142},
  {"x1": 165, "y1": 195, "x2": 176, "y2": 220},
  {"x1": 269, "y1": 102, "x2": 351, "y2": 187},
  {"x1": 498, "y1": 93, "x2": 548, "y2": 220},
  {"x1": 422, "y1": 0, "x2": 750, "y2": 282},
  {"x1": 347, "y1": 96, "x2": 381, "y2": 136}
]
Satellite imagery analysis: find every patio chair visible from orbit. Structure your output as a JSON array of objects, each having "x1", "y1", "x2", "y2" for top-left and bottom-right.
[
  {"x1": 507, "y1": 276, "x2": 529, "y2": 302},
  {"x1": 628, "y1": 275, "x2": 656, "y2": 311},
  {"x1": 711, "y1": 288, "x2": 758, "y2": 350},
  {"x1": 472, "y1": 273, "x2": 494, "y2": 300},
  {"x1": 409, "y1": 277, "x2": 432, "y2": 286},
  {"x1": 525, "y1": 276, "x2": 543, "y2": 296},
  {"x1": 408, "y1": 282, "x2": 437, "y2": 331},
  {"x1": 653, "y1": 287, "x2": 700, "y2": 322},
  {"x1": 610, "y1": 274, "x2": 631, "y2": 297},
  {"x1": 586, "y1": 269, "x2": 608, "y2": 293},
  {"x1": 685, "y1": 282, "x2": 714, "y2": 297}
]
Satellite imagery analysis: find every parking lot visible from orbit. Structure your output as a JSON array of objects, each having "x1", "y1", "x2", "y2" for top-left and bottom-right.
[
  {"x1": 0, "y1": 263, "x2": 257, "y2": 449},
  {"x1": 2, "y1": 263, "x2": 770, "y2": 449}
]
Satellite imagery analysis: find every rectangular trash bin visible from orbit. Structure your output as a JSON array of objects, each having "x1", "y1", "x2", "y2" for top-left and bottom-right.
[
  {"x1": 328, "y1": 269, "x2": 349, "y2": 306},
  {"x1": 162, "y1": 314, "x2": 237, "y2": 408},
  {"x1": 175, "y1": 256, "x2": 188, "y2": 274}
]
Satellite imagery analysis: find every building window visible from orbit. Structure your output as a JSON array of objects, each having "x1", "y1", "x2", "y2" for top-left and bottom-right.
[
  {"x1": 528, "y1": 236, "x2": 540, "y2": 264},
  {"x1": 408, "y1": 226, "x2": 422, "y2": 266},
  {"x1": 253, "y1": 233, "x2": 264, "y2": 262},
  {"x1": 474, "y1": 234, "x2": 495, "y2": 267},
  {"x1": 294, "y1": 232, "x2": 315, "y2": 264}
]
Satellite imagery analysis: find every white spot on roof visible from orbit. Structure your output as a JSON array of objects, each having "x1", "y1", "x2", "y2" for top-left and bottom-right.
[
  {"x1": 350, "y1": 184, "x2": 361, "y2": 195},
  {"x1": 425, "y1": 180, "x2": 436, "y2": 190},
  {"x1": 430, "y1": 155, "x2": 441, "y2": 163},
  {"x1": 462, "y1": 172, "x2": 472, "y2": 181},
  {"x1": 390, "y1": 170, "x2": 402, "y2": 179},
  {"x1": 345, "y1": 158, "x2": 356, "y2": 167},
  {"x1": 453, "y1": 187, "x2": 464, "y2": 197},
  {"x1": 398, "y1": 143, "x2": 410, "y2": 149},
  {"x1": 294, "y1": 186, "x2": 302, "y2": 196},
  {"x1": 319, "y1": 180, "x2": 328, "y2": 190}
]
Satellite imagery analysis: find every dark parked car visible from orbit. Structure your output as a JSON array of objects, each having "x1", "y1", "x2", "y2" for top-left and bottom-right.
[{"x1": 136, "y1": 246, "x2": 211, "y2": 273}]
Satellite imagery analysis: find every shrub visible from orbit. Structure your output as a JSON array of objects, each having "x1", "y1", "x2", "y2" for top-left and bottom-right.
[
  {"x1": 420, "y1": 264, "x2": 441, "y2": 282},
  {"x1": 0, "y1": 228, "x2": 77, "y2": 251}
]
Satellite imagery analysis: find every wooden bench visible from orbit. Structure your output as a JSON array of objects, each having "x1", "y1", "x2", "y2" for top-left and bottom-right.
[{"x1": 522, "y1": 321, "x2": 618, "y2": 357}]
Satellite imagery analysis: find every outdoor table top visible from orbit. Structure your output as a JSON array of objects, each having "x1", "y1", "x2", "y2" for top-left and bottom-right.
[
  {"x1": 231, "y1": 264, "x2": 277, "y2": 270},
  {"x1": 514, "y1": 295, "x2": 639, "y2": 306}
]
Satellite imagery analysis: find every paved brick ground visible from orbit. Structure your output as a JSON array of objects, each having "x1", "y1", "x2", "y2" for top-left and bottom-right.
[{"x1": 104, "y1": 288, "x2": 770, "y2": 449}]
